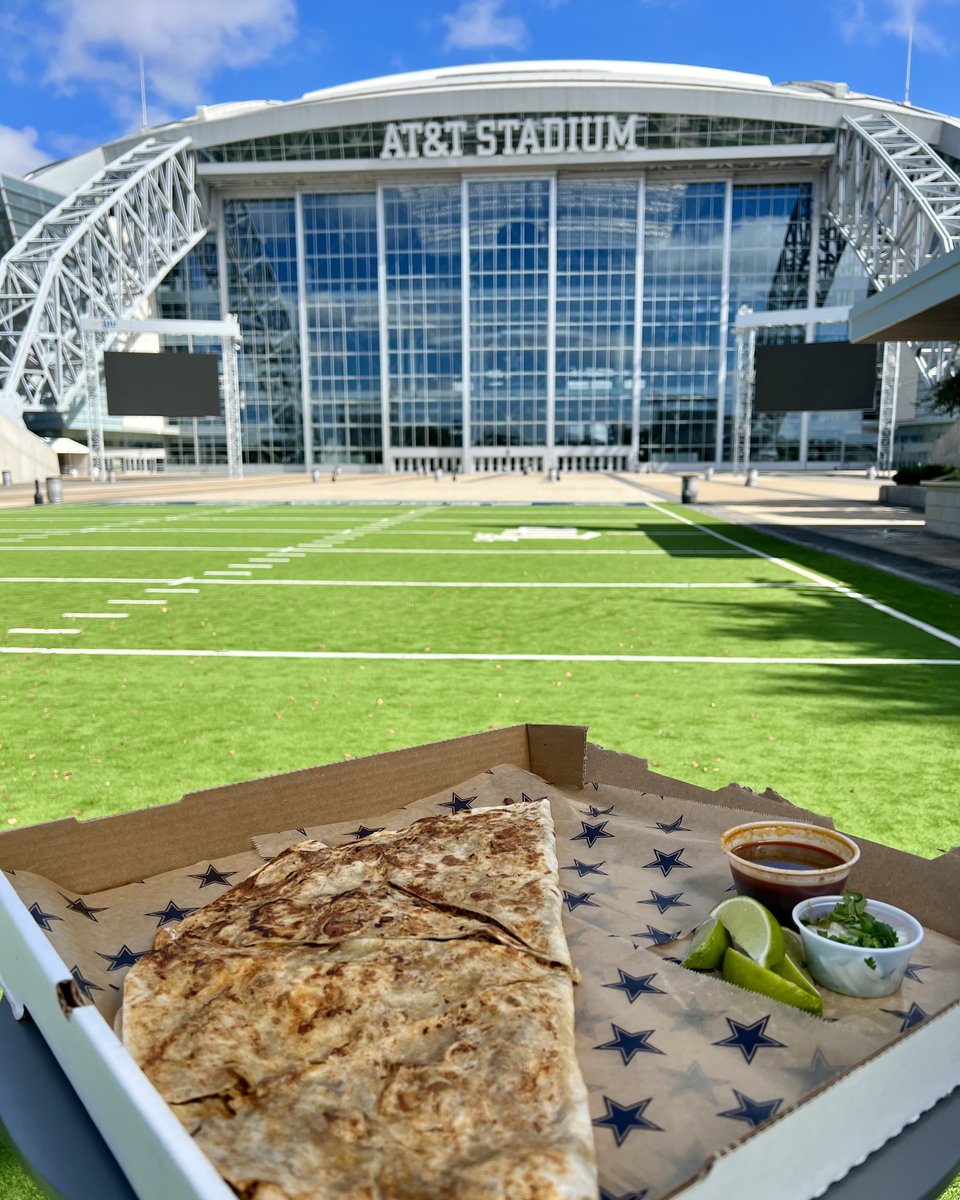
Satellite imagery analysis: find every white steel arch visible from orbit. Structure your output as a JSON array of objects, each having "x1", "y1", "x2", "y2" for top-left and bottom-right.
[
  {"x1": 824, "y1": 111, "x2": 960, "y2": 468},
  {"x1": 0, "y1": 138, "x2": 206, "y2": 422}
]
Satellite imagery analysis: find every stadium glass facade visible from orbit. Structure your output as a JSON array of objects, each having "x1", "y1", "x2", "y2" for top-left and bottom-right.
[
  {"x1": 124, "y1": 58, "x2": 960, "y2": 473},
  {"x1": 159, "y1": 173, "x2": 871, "y2": 468}
]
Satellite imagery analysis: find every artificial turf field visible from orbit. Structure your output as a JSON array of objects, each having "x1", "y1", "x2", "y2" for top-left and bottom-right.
[{"x1": 1, "y1": 497, "x2": 958, "y2": 1200}]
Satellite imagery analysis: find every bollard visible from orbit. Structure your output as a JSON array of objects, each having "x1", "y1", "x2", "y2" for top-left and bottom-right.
[
  {"x1": 1, "y1": 469, "x2": 11, "y2": 487},
  {"x1": 745, "y1": 468, "x2": 759, "y2": 487},
  {"x1": 434, "y1": 468, "x2": 443, "y2": 481},
  {"x1": 107, "y1": 468, "x2": 117, "y2": 484},
  {"x1": 547, "y1": 467, "x2": 559, "y2": 483},
  {"x1": 311, "y1": 467, "x2": 321, "y2": 483},
  {"x1": 46, "y1": 476, "x2": 64, "y2": 504},
  {"x1": 681, "y1": 474, "x2": 699, "y2": 504},
  {"x1": 33, "y1": 479, "x2": 44, "y2": 505},
  {"x1": 704, "y1": 466, "x2": 714, "y2": 481},
  {"x1": 866, "y1": 465, "x2": 878, "y2": 480}
]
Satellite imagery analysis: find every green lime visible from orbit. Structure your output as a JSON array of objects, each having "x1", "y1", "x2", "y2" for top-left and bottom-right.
[
  {"x1": 681, "y1": 917, "x2": 731, "y2": 970},
  {"x1": 722, "y1": 948, "x2": 823, "y2": 1016},
  {"x1": 781, "y1": 926, "x2": 807, "y2": 965},
  {"x1": 710, "y1": 896, "x2": 785, "y2": 969},
  {"x1": 771, "y1": 951, "x2": 821, "y2": 1004}
]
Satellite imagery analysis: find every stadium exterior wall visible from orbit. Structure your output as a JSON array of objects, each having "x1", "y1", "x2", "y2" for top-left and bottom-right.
[{"x1": 31, "y1": 62, "x2": 960, "y2": 472}]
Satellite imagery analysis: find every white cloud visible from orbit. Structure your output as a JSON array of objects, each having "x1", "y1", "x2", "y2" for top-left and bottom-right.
[
  {"x1": 0, "y1": 124, "x2": 49, "y2": 177},
  {"x1": 42, "y1": 0, "x2": 298, "y2": 123},
  {"x1": 441, "y1": 1, "x2": 528, "y2": 51},
  {"x1": 837, "y1": 0, "x2": 951, "y2": 55}
]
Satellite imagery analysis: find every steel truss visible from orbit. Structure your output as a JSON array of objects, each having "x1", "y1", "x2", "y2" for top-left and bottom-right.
[
  {"x1": 0, "y1": 138, "x2": 206, "y2": 422},
  {"x1": 824, "y1": 111, "x2": 960, "y2": 468}
]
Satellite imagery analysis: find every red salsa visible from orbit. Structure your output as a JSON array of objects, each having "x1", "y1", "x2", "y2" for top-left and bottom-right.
[{"x1": 728, "y1": 840, "x2": 849, "y2": 922}]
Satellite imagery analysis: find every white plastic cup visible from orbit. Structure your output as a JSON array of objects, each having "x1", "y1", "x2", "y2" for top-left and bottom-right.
[{"x1": 792, "y1": 895, "x2": 923, "y2": 998}]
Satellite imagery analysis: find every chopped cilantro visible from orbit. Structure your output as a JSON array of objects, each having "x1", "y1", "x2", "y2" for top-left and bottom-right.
[{"x1": 802, "y1": 892, "x2": 899, "y2": 949}]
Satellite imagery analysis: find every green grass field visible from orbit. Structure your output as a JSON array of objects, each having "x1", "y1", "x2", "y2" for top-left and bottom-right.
[{"x1": 1, "y1": 498, "x2": 958, "y2": 1199}]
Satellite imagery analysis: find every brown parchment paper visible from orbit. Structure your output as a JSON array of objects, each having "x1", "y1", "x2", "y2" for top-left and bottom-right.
[{"x1": 5, "y1": 765, "x2": 959, "y2": 1200}]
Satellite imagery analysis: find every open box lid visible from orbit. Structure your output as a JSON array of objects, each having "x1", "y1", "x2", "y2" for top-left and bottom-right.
[{"x1": 1, "y1": 724, "x2": 958, "y2": 1200}]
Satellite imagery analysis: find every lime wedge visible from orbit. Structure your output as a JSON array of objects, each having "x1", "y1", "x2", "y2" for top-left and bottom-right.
[
  {"x1": 710, "y1": 896, "x2": 785, "y2": 969},
  {"x1": 722, "y1": 948, "x2": 823, "y2": 1016},
  {"x1": 781, "y1": 926, "x2": 807, "y2": 966},
  {"x1": 772, "y1": 951, "x2": 821, "y2": 1001},
  {"x1": 681, "y1": 917, "x2": 731, "y2": 970}
]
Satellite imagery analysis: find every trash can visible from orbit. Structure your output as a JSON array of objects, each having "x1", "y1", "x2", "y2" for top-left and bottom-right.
[
  {"x1": 46, "y1": 477, "x2": 64, "y2": 504},
  {"x1": 866, "y1": 465, "x2": 878, "y2": 480},
  {"x1": 745, "y1": 468, "x2": 759, "y2": 487},
  {"x1": 1, "y1": 470, "x2": 11, "y2": 487},
  {"x1": 107, "y1": 468, "x2": 117, "y2": 484},
  {"x1": 434, "y1": 469, "x2": 443, "y2": 481},
  {"x1": 704, "y1": 466, "x2": 714, "y2": 481},
  {"x1": 681, "y1": 475, "x2": 699, "y2": 504},
  {"x1": 311, "y1": 467, "x2": 321, "y2": 483}
]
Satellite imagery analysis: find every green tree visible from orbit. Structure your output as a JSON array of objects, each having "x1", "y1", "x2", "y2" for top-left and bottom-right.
[{"x1": 929, "y1": 369, "x2": 960, "y2": 417}]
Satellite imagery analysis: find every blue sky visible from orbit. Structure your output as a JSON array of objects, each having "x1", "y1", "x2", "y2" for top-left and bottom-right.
[{"x1": 0, "y1": 0, "x2": 957, "y2": 177}]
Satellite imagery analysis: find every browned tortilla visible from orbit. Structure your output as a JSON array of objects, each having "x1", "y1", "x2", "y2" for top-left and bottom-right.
[{"x1": 122, "y1": 802, "x2": 597, "y2": 1199}]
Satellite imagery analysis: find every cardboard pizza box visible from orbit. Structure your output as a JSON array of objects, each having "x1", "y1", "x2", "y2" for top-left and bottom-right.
[{"x1": 0, "y1": 724, "x2": 957, "y2": 1200}]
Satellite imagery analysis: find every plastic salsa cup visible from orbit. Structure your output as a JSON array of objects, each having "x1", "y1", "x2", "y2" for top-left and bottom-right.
[
  {"x1": 719, "y1": 820, "x2": 861, "y2": 925},
  {"x1": 792, "y1": 895, "x2": 923, "y2": 997}
]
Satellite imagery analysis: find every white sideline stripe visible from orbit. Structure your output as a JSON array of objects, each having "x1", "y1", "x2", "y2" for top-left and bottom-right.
[
  {"x1": 109, "y1": 599, "x2": 166, "y2": 605},
  {"x1": 0, "y1": 576, "x2": 808, "y2": 590},
  {"x1": 7, "y1": 628, "x2": 82, "y2": 635},
  {"x1": 1, "y1": 646, "x2": 958, "y2": 666},
  {"x1": 191, "y1": 579, "x2": 820, "y2": 591},
  {"x1": 61, "y1": 612, "x2": 128, "y2": 619},
  {"x1": 0, "y1": 578, "x2": 175, "y2": 584},
  {"x1": 144, "y1": 588, "x2": 199, "y2": 594},
  {"x1": 642, "y1": 500, "x2": 960, "y2": 652},
  {"x1": 2, "y1": 544, "x2": 720, "y2": 557}
]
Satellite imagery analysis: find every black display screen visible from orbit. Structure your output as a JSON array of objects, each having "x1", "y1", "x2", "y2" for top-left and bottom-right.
[
  {"x1": 753, "y1": 343, "x2": 877, "y2": 413},
  {"x1": 103, "y1": 351, "x2": 221, "y2": 417}
]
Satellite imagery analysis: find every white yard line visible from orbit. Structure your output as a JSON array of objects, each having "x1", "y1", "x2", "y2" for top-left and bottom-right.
[
  {"x1": 0, "y1": 578, "x2": 179, "y2": 583},
  {"x1": 61, "y1": 612, "x2": 128, "y2": 618},
  {"x1": 203, "y1": 570, "x2": 251, "y2": 576},
  {"x1": 1, "y1": 646, "x2": 957, "y2": 665},
  {"x1": 229, "y1": 563, "x2": 273, "y2": 569},
  {"x1": 642, "y1": 499, "x2": 960, "y2": 653},
  {"x1": 144, "y1": 587, "x2": 199, "y2": 594},
  {"x1": 190, "y1": 579, "x2": 820, "y2": 590},
  {"x1": 7, "y1": 628, "x2": 83, "y2": 636},
  {"x1": 108, "y1": 599, "x2": 167, "y2": 605}
]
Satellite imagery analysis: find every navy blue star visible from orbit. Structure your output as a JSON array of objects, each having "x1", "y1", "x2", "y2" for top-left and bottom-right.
[
  {"x1": 187, "y1": 864, "x2": 238, "y2": 888},
  {"x1": 665, "y1": 1060, "x2": 728, "y2": 1101},
  {"x1": 582, "y1": 804, "x2": 615, "y2": 817},
  {"x1": 562, "y1": 859, "x2": 608, "y2": 877},
  {"x1": 593, "y1": 1096, "x2": 663, "y2": 1146},
  {"x1": 788, "y1": 1048, "x2": 840, "y2": 1088},
  {"x1": 348, "y1": 825, "x2": 385, "y2": 840},
  {"x1": 642, "y1": 848, "x2": 691, "y2": 877},
  {"x1": 603, "y1": 970, "x2": 666, "y2": 1003},
  {"x1": 595, "y1": 1024, "x2": 665, "y2": 1065},
  {"x1": 903, "y1": 962, "x2": 931, "y2": 983},
  {"x1": 96, "y1": 945, "x2": 147, "y2": 972},
  {"x1": 633, "y1": 925, "x2": 678, "y2": 946},
  {"x1": 438, "y1": 793, "x2": 475, "y2": 813},
  {"x1": 563, "y1": 890, "x2": 600, "y2": 913},
  {"x1": 29, "y1": 902, "x2": 63, "y2": 931},
  {"x1": 600, "y1": 1189, "x2": 648, "y2": 1200},
  {"x1": 573, "y1": 820, "x2": 614, "y2": 849},
  {"x1": 145, "y1": 900, "x2": 200, "y2": 929},
  {"x1": 880, "y1": 1002, "x2": 927, "y2": 1031},
  {"x1": 713, "y1": 1016, "x2": 786, "y2": 1064},
  {"x1": 654, "y1": 815, "x2": 690, "y2": 834},
  {"x1": 59, "y1": 894, "x2": 108, "y2": 922},
  {"x1": 638, "y1": 890, "x2": 689, "y2": 914},
  {"x1": 717, "y1": 1089, "x2": 783, "y2": 1129},
  {"x1": 70, "y1": 965, "x2": 103, "y2": 1000}
]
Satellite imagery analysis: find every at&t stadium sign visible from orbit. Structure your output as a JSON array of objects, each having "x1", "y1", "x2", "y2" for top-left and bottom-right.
[{"x1": 379, "y1": 115, "x2": 644, "y2": 160}]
